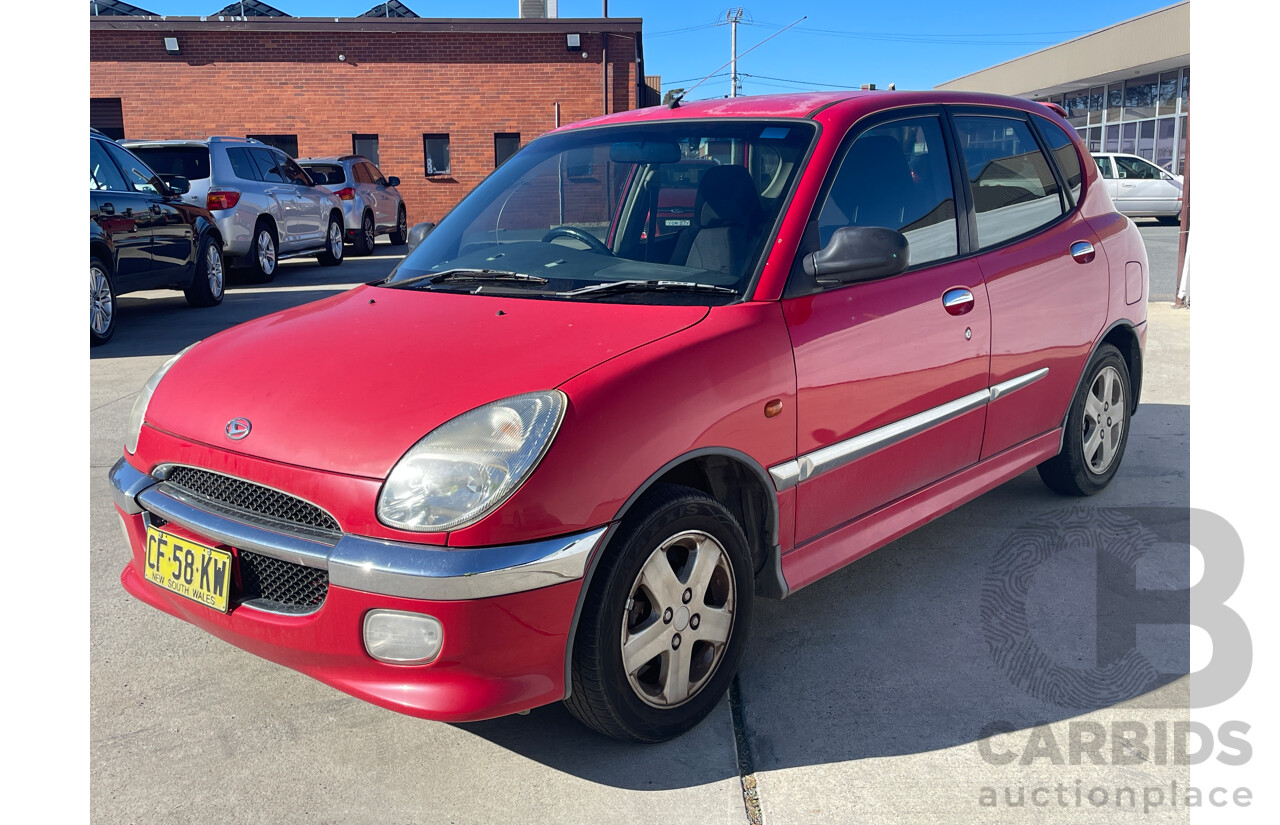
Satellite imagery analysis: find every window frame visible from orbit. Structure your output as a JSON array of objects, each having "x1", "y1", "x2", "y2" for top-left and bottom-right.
[
  {"x1": 494, "y1": 132, "x2": 522, "y2": 168},
  {"x1": 423, "y1": 133, "x2": 451, "y2": 176},
  {"x1": 352, "y1": 133, "x2": 379, "y2": 167},
  {"x1": 944, "y1": 104, "x2": 1076, "y2": 256},
  {"x1": 784, "y1": 105, "x2": 971, "y2": 298}
]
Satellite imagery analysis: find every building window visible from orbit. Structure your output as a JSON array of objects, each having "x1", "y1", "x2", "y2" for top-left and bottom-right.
[
  {"x1": 91, "y1": 97, "x2": 125, "y2": 140},
  {"x1": 494, "y1": 133, "x2": 521, "y2": 168},
  {"x1": 352, "y1": 134, "x2": 379, "y2": 166},
  {"x1": 1105, "y1": 124, "x2": 1120, "y2": 153},
  {"x1": 247, "y1": 134, "x2": 299, "y2": 158},
  {"x1": 1156, "y1": 118, "x2": 1177, "y2": 172},
  {"x1": 1123, "y1": 75, "x2": 1158, "y2": 121},
  {"x1": 1181, "y1": 68, "x2": 1190, "y2": 112},
  {"x1": 423, "y1": 134, "x2": 450, "y2": 175}
]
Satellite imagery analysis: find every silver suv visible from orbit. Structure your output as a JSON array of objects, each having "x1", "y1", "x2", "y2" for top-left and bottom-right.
[
  {"x1": 122, "y1": 137, "x2": 345, "y2": 281},
  {"x1": 297, "y1": 155, "x2": 409, "y2": 255}
]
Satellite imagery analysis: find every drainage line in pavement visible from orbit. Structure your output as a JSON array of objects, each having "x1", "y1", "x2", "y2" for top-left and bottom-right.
[{"x1": 729, "y1": 674, "x2": 763, "y2": 825}]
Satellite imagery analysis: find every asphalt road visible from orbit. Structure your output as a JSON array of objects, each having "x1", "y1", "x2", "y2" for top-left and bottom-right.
[
  {"x1": 91, "y1": 239, "x2": 1191, "y2": 824},
  {"x1": 1133, "y1": 218, "x2": 1182, "y2": 303}
]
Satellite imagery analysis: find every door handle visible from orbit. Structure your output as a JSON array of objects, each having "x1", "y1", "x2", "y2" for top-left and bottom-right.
[
  {"x1": 1070, "y1": 241, "x2": 1096, "y2": 264},
  {"x1": 942, "y1": 288, "x2": 974, "y2": 316},
  {"x1": 149, "y1": 204, "x2": 163, "y2": 215},
  {"x1": 100, "y1": 203, "x2": 115, "y2": 215}
]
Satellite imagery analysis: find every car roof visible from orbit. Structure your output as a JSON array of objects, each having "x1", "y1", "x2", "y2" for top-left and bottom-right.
[
  {"x1": 120, "y1": 137, "x2": 263, "y2": 147},
  {"x1": 555, "y1": 89, "x2": 1069, "y2": 133},
  {"x1": 297, "y1": 156, "x2": 363, "y2": 164}
]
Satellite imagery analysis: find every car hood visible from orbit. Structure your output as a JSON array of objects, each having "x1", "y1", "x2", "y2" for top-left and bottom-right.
[{"x1": 144, "y1": 285, "x2": 708, "y2": 478}]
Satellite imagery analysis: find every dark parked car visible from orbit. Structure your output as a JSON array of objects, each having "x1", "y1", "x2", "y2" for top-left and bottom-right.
[{"x1": 90, "y1": 130, "x2": 225, "y2": 345}]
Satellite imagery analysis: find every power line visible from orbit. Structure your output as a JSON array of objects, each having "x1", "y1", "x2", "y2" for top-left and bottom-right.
[
  {"x1": 744, "y1": 20, "x2": 1084, "y2": 46},
  {"x1": 740, "y1": 73, "x2": 863, "y2": 90}
]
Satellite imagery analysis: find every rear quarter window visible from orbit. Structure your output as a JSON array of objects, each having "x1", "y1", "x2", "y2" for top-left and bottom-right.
[
  {"x1": 226, "y1": 148, "x2": 263, "y2": 182},
  {"x1": 1033, "y1": 115, "x2": 1083, "y2": 203}
]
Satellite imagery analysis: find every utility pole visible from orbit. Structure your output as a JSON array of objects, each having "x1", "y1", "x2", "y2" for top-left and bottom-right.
[{"x1": 726, "y1": 8, "x2": 745, "y2": 97}]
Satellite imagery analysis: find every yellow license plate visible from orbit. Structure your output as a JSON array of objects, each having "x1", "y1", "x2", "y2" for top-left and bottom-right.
[{"x1": 144, "y1": 526, "x2": 233, "y2": 613}]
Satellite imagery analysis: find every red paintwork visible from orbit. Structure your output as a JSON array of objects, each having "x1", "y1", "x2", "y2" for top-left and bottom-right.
[
  {"x1": 119, "y1": 505, "x2": 581, "y2": 721},
  {"x1": 118, "y1": 90, "x2": 1148, "y2": 722}
]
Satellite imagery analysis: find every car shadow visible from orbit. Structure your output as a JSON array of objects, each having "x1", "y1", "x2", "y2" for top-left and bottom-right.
[{"x1": 457, "y1": 403, "x2": 1190, "y2": 789}]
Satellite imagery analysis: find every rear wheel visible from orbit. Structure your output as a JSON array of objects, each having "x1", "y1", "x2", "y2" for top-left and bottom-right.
[
  {"x1": 244, "y1": 222, "x2": 278, "y2": 283},
  {"x1": 184, "y1": 234, "x2": 225, "y2": 307},
  {"x1": 389, "y1": 205, "x2": 408, "y2": 245},
  {"x1": 318, "y1": 215, "x2": 345, "y2": 266},
  {"x1": 90, "y1": 255, "x2": 116, "y2": 346},
  {"x1": 1038, "y1": 344, "x2": 1132, "y2": 496},
  {"x1": 352, "y1": 211, "x2": 375, "y2": 256},
  {"x1": 565, "y1": 484, "x2": 753, "y2": 742}
]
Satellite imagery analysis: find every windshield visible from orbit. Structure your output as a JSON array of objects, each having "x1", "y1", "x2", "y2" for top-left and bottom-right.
[{"x1": 385, "y1": 120, "x2": 816, "y2": 304}]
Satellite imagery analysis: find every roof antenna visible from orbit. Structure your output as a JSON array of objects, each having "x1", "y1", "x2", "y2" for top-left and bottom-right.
[{"x1": 668, "y1": 15, "x2": 807, "y2": 108}]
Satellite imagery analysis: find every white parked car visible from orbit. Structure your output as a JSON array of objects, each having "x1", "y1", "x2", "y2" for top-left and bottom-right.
[{"x1": 1092, "y1": 152, "x2": 1183, "y2": 223}]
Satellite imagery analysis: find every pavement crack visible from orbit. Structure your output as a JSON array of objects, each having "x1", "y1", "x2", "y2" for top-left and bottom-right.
[
  {"x1": 729, "y1": 674, "x2": 763, "y2": 825},
  {"x1": 92, "y1": 391, "x2": 139, "y2": 413}
]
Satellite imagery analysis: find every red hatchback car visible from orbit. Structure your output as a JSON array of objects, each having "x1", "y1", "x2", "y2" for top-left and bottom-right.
[{"x1": 110, "y1": 91, "x2": 1147, "y2": 742}]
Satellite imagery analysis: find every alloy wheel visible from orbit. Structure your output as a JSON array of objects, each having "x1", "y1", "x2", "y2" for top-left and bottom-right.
[
  {"x1": 331, "y1": 221, "x2": 344, "y2": 257},
  {"x1": 206, "y1": 243, "x2": 224, "y2": 297},
  {"x1": 363, "y1": 215, "x2": 375, "y2": 250},
  {"x1": 1082, "y1": 365, "x2": 1125, "y2": 473},
  {"x1": 257, "y1": 230, "x2": 276, "y2": 275},
  {"x1": 620, "y1": 530, "x2": 736, "y2": 708},
  {"x1": 91, "y1": 264, "x2": 113, "y2": 335}
]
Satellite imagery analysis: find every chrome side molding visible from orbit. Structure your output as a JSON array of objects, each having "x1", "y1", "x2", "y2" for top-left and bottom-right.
[{"x1": 769, "y1": 367, "x2": 1049, "y2": 491}]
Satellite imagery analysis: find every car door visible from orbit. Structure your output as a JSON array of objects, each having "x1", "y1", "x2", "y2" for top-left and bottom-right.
[
  {"x1": 365, "y1": 162, "x2": 397, "y2": 227},
  {"x1": 248, "y1": 148, "x2": 296, "y2": 249},
  {"x1": 1113, "y1": 155, "x2": 1181, "y2": 214},
  {"x1": 91, "y1": 138, "x2": 158, "y2": 290},
  {"x1": 953, "y1": 109, "x2": 1109, "y2": 459},
  {"x1": 781, "y1": 111, "x2": 992, "y2": 544},
  {"x1": 351, "y1": 161, "x2": 383, "y2": 227},
  {"x1": 105, "y1": 141, "x2": 194, "y2": 281},
  {"x1": 279, "y1": 153, "x2": 328, "y2": 246}
]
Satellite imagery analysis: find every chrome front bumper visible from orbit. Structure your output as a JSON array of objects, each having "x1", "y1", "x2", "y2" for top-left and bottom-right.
[{"x1": 110, "y1": 457, "x2": 607, "y2": 601}]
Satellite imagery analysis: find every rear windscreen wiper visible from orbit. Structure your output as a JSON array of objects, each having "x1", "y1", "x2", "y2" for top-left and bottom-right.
[
  {"x1": 558, "y1": 279, "x2": 737, "y2": 298},
  {"x1": 384, "y1": 268, "x2": 549, "y2": 289}
]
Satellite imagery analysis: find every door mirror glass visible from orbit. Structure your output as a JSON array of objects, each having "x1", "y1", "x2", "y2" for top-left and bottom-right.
[
  {"x1": 386, "y1": 176, "x2": 400, "y2": 187},
  {"x1": 407, "y1": 221, "x2": 436, "y2": 251},
  {"x1": 164, "y1": 175, "x2": 191, "y2": 195},
  {"x1": 803, "y1": 225, "x2": 909, "y2": 285}
]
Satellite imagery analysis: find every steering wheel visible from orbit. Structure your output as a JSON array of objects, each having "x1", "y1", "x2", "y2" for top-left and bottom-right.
[{"x1": 541, "y1": 226, "x2": 615, "y2": 256}]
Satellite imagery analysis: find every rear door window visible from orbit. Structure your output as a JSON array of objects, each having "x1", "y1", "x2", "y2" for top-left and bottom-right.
[
  {"x1": 953, "y1": 114, "x2": 1066, "y2": 249},
  {"x1": 250, "y1": 148, "x2": 287, "y2": 183},
  {"x1": 302, "y1": 163, "x2": 346, "y2": 186},
  {"x1": 103, "y1": 141, "x2": 160, "y2": 195},
  {"x1": 1114, "y1": 155, "x2": 1165, "y2": 180},
  {"x1": 227, "y1": 148, "x2": 263, "y2": 181},
  {"x1": 90, "y1": 139, "x2": 129, "y2": 191},
  {"x1": 353, "y1": 163, "x2": 373, "y2": 184},
  {"x1": 127, "y1": 146, "x2": 210, "y2": 181}
]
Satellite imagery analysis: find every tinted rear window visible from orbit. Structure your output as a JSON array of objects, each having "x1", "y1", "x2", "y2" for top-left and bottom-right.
[
  {"x1": 128, "y1": 146, "x2": 210, "y2": 181},
  {"x1": 303, "y1": 163, "x2": 347, "y2": 186},
  {"x1": 226, "y1": 148, "x2": 261, "y2": 181}
]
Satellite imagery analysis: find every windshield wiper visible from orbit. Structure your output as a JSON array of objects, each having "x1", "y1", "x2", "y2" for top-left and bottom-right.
[
  {"x1": 384, "y1": 268, "x2": 549, "y2": 288},
  {"x1": 558, "y1": 279, "x2": 737, "y2": 298}
]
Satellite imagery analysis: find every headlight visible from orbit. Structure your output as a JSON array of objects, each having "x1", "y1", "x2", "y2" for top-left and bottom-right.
[
  {"x1": 378, "y1": 391, "x2": 567, "y2": 532},
  {"x1": 124, "y1": 343, "x2": 197, "y2": 454}
]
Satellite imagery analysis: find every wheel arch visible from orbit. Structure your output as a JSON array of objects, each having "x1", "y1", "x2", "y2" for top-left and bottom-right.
[
  {"x1": 561, "y1": 447, "x2": 787, "y2": 700},
  {"x1": 1065, "y1": 320, "x2": 1144, "y2": 428}
]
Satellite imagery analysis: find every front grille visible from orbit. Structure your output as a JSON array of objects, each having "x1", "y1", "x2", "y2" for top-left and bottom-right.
[
  {"x1": 237, "y1": 550, "x2": 328, "y2": 614},
  {"x1": 160, "y1": 466, "x2": 341, "y2": 539}
]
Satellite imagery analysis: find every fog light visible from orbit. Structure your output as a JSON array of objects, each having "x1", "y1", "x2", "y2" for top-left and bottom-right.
[{"x1": 363, "y1": 610, "x2": 443, "y2": 664}]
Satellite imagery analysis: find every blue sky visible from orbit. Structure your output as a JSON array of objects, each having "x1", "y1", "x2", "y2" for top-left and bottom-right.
[{"x1": 126, "y1": 0, "x2": 1176, "y2": 98}]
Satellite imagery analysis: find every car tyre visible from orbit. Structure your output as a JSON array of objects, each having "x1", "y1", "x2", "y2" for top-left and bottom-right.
[
  {"x1": 244, "y1": 221, "x2": 278, "y2": 284},
  {"x1": 318, "y1": 215, "x2": 345, "y2": 266},
  {"x1": 389, "y1": 205, "x2": 409, "y2": 246},
  {"x1": 352, "y1": 211, "x2": 375, "y2": 256},
  {"x1": 1037, "y1": 343, "x2": 1132, "y2": 496},
  {"x1": 90, "y1": 254, "x2": 116, "y2": 347},
  {"x1": 184, "y1": 234, "x2": 225, "y2": 307},
  {"x1": 564, "y1": 483, "x2": 754, "y2": 742},
  {"x1": 1156, "y1": 215, "x2": 1180, "y2": 226}
]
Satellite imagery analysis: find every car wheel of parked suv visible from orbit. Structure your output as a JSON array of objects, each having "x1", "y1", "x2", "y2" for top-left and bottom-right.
[
  {"x1": 1038, "y1": 344, "x2": 1132, "y2": 496},
  {"x1": 246, "y1": 222, "x2": 278, "y2": 283},
  {"x1": 565, "y1": 484, "x2": 754, "y2": 742},
  {"x1": 90, "y1": 254, "x2": 116, "y2": 347},
  {"x1": 184, "y1": 235, "x2": 226, "y2": 308},
  {"x1": 318, "y1": 216, "x2": 345, "y2": 267},
  {"x1": 353, "y1": 211, "x2": 376, "y2": 256},
  {"x1": 390, "y1": 206, "x2": 408, "y2": 246}
]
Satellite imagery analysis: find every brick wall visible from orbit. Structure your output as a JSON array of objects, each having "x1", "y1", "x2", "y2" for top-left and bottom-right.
[{"x1": 89, "y1": 25, "x2": 639, "y2": 225}]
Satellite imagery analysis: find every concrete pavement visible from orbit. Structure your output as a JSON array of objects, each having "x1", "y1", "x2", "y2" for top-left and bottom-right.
[{"x1": 90, "y1": 243, "x2": 1191, "y2": 824}]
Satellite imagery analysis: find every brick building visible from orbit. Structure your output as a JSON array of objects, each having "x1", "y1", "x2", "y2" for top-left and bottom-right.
[{"x1": 89, "y1": 6, "x2": 649, "y2": 224}]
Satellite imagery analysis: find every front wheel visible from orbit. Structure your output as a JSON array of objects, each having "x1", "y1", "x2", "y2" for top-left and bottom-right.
[
  {"x1": 565, "y1": 484, "x2": 753, "y2": 742},
  {"x1": 184, "y1": 234, "x2": 225, "y2": 307},
  {"x1": 317, "y1": 215, "x2": 345, "y2": 266},
  {"x1": 389, "y1": 206, "x2": 408, "y2": 246},
  {"x1": 1038, "y1": 344, "x2": 1132, "y2": 496}
]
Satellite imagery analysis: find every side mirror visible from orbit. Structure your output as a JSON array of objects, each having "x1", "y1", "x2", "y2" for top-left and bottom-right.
[
  {"x1": 406, "y1": 221, "x2": 436, "y2": 251},
  {"x1": 386, "y1": 176, "x2": 400, "y2": 187},
  {"x1": 164, "y1": 175, "x2": 191, "y2": 196},
  {"x1": 803, "y1": 226, "x2": 909, "y2": 285}
]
